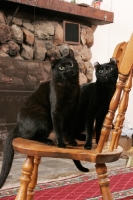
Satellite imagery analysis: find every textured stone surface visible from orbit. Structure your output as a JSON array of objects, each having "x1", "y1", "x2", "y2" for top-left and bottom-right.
[
  {"x1": 34, "y1": 22, "x2": 54, "y2": 40},
  {"x1": 22, "y1": 28, "x2": 35, "y2": 45},
  {"x1": 85, "y1": 61, "x2": 94, "y2": 82},
  {"x1": 11, "y1": 24, "x2": 23, "y2": 44},
  {"x1": 0, "y1": 12, "x2": 6, "y2": 23},
  {"x1": 0, "y1": 41, "x2": 20, "y2": 56},
  {"x1": 86, "y1": 27, "x2": 94, "y2": 47},
  {"x1": 23, "y1": 22, "x2": 34, "y2": 32},
  {"x1": 0, "y1": 9, "x2": 94, "y2": 83},
  {"x1": 54, "y1": 24, "x2": 63, "y2": 45},
  {"x1": 21, "y1": 44, "x2": 33, "y2": 60},
  {"x1": 0, "y1": 50, "x2": 9, "y2": 57},
  {"x1": 0, "y1": 24, "x2": 12, "y2": 43},
  {"x1": 0, "y1": 58, "x2": 51, "y2": 90},
  {"x1": 0, "y1": 44, "x2": 9, "y2": 54},
  {"x1": 47, "y1": 45, "x2": 61, "y2": 59},
  {"x1": 59, "y1": 44, "x2": 69, "y2": 56},
  {"x1": 8, "y1": 41, "x2": 20, "y2": 56},
  {"x1": 79, "y1": 72, "x2": 88, "y2": 85},
  {"x1": 81, "y1": 27, "x2": 94, "y2": 47},
  {"x1": 81, "y1": 45, "x2": 92, "y2": 61},
  {"x1": 34, "y1": 39, "x2": 47, "y2": 60},
  {"x1": 7, "y1": 16, "x2": 23, "y2": 26}
]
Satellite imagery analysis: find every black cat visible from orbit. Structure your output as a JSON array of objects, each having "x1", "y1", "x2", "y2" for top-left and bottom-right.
[
  {"x1": 75, "y1": 58, "x2": 118, "y2": 149},
  {"x1": 0, "y1": 50, "x2": 88, "y2": 189}
]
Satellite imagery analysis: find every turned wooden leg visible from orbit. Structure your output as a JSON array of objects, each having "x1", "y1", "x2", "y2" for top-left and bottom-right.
[
  {"x1": 15, "y1": 156, "x2": 34, "y2": 200},
  {"x1": 95, "y1": 163, "x2": 113, "y2": 200},
  {"x1": 27, "y1": 157, "x2": 41, "y2": 200}
]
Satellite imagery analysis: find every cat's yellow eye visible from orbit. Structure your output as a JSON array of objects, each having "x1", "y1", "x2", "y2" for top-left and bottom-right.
[{"x1": 59, "y1": 66, "x2": 65, "y2": 71}]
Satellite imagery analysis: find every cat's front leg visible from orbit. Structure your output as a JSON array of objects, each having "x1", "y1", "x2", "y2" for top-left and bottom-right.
[
  {"x1": 52, "y1": 112, "x2": 66, "y2": 148},
  {"x1": 84, "y1": 136, "x2": 93, "y2": 149},
  {"x1": 57, "y1": 138, "x2": 66, "y2": 148},
  {"x1": 66, "y1": 112, "x2": 77, "y2": 146},
  {"x1": 67, "y1": 135, "x2": 77, "y2": 146},
  {"x1": 95, "y1": 113, "x2": 106, "y2": 144},
  {"x1": 84, "y1": 118, "x2": 94, "y2": 150}
]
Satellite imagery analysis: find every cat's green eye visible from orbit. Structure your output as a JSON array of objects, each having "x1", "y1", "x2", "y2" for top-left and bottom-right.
[
  {"x1": 70, "y1": 63, "x2": 73, "y2": 67},
  {"x1": 99, "y1": 70, "x2": 103, "y2": 74},
  {"x1": 59, "y1": 66, "x2": 65, "y2": 71},
  {"x1": 108, "y1": 67, "x2": 113, "y2": 71}
]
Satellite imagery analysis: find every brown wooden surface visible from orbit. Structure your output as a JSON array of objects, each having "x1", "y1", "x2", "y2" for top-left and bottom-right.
[
  {"x1": 114, "y1": 69, "x2": 132, "y2": 149},
  {"x1": 27, "y1": 157, "x2": 41, "y2": 200},
  {"x1": 13, "y1": 138, "x2": 123, "y2": 164},
  {"x1": 113, "y1": 33, "x2": 133, "y2": 74},
  {"x1": 96, "y1": 163, "x2": 113, "y2": 200},
  {"x1": 6, "y1": 0, "x2": 114, "y2": 25},
  {"x1": 15, "y1": 156, "x2": 34, "y2": 200},
  {"x1": 112, "y1": 42, "x2": 127, "y2": 69}
]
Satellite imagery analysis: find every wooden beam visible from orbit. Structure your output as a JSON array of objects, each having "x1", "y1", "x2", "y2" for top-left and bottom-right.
[{"x1": 6, "y1": 0, "x2": 114, "y2": 25}]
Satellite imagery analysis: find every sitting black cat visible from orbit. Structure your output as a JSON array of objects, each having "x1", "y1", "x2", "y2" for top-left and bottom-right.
[
  {"x1": 75, "y1": 58, "x2": 118, "y2": 149},
  {"x1": 0, "y1": 50, "x2": 88, "y2": 189}
]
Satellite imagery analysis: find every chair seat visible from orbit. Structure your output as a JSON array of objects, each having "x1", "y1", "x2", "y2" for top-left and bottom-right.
[{"x1": 13, "y1": 138, "x2": 123, "y2": 163}]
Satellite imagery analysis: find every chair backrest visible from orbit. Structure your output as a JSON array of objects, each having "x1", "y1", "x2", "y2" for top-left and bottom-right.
[{"x1": 96, "y1": 33, "x2": 133, "y2": 153}]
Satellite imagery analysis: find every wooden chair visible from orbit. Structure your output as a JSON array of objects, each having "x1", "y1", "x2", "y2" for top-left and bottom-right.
[{"x1": 12, "y1": 33, "x2": 133, "y2": 200}]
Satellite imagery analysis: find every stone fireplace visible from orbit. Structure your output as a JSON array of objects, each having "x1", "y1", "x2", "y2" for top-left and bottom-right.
[{"x1": 0, "y1": 0, "x2": 114, "y2": 157}]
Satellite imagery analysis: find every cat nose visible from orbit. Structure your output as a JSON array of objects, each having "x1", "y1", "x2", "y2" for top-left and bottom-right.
[
  {"x1": 66, "y1": 68, "x2": 71, "y2": 72},
  {"x1": 103, "y1": 70, "x2": 107, "y2": 75}
]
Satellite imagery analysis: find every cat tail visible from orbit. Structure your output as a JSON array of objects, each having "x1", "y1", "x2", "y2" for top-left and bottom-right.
[
  {"x1": 0, "y1": 127, "x2": 17, "y2": 188},
  {"x1": 73, "y1": 160, "x2": 89, "y2": 172}
]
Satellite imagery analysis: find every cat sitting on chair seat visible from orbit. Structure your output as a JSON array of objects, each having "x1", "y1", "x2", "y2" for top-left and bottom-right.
[
  {"x1": 0, "y1": 49, "x2": 89, "y2": 189},
  {"x1": 75, "y1": 58, "x2": 118, "y2": 149}
]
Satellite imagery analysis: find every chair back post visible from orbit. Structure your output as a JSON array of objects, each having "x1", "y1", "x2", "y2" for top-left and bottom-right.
[
  {"x1": 113, "y1": 68, "x2": 133, "y2": 149},
  {"x1": 109, "y1": 70, "x2": 132, "y2": 151},
  {"x1": 112, "y1": 42, "x2": 127, "y2": 68}
]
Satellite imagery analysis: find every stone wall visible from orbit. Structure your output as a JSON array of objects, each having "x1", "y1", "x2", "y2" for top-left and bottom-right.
[{"x1": 0, "y1": 10, "x2": 95, "y2": 84}]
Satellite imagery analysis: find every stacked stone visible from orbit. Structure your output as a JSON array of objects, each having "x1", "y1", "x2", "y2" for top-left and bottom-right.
[{"x1": 0, "y1": 11, "x2": 95, "y2": 84}]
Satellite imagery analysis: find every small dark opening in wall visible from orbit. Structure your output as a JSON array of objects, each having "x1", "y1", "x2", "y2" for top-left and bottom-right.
[{"x1": 63, "y1": 21, "x2": 80, "y2": 44}]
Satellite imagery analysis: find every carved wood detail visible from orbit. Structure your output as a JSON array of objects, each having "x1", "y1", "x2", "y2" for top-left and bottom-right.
[
  {"x1": 27, "y1": 157, "x2": 41, "y2": 200},
  {"x1": 112, "y1": 69, "x2": 133, "y2": 150},
  {"x1": 95, "y1": 163, "x2": 113, "y2": 200},
  {"x1": 15, "y1": 156, "x2": 34, "y2": 200}
]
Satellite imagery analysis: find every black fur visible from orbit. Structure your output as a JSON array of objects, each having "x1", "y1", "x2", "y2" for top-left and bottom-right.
[
  {"x1": 75, "y1": 58, "x2": 118, "y2": 149},
  {"x1": 0, "y1": 50, "x2": 88, "y2": 188}
]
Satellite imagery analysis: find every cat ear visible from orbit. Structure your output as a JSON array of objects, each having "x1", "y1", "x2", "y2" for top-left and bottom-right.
[
  {"x1": 110, "y1": 58, "x2": 117, "y2": 65},
  {"x1": 69, "y1": 49, "x2": 74, "y2": 58},
  {"x1": 94, "y1": 62, "x2": 100, "y2": 69},
  {"x1": 49, "y1": 55, "x2": 57, "y2": 65},
  {"x1": 48, "y1": 53, "x2": 59, "y2": 67}
]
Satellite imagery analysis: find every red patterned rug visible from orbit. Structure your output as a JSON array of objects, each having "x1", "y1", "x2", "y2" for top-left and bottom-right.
[{"x1": 1, "y1": 167, "x2": 133, "y2": 200}]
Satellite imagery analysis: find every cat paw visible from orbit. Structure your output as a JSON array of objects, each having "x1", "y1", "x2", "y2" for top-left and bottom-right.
[
  {"x1": 69, "y1": 140, "x2": 77, "y2": 146},
  {"x1": 46, "y1": 139, "x2": 54, "y2": 146},
  {"x1": 84, "y1": 144, "x2": 92, "y2": 150},
  {"x1": 58, "y1": 142, "x2": 66, "y2": 148}
]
